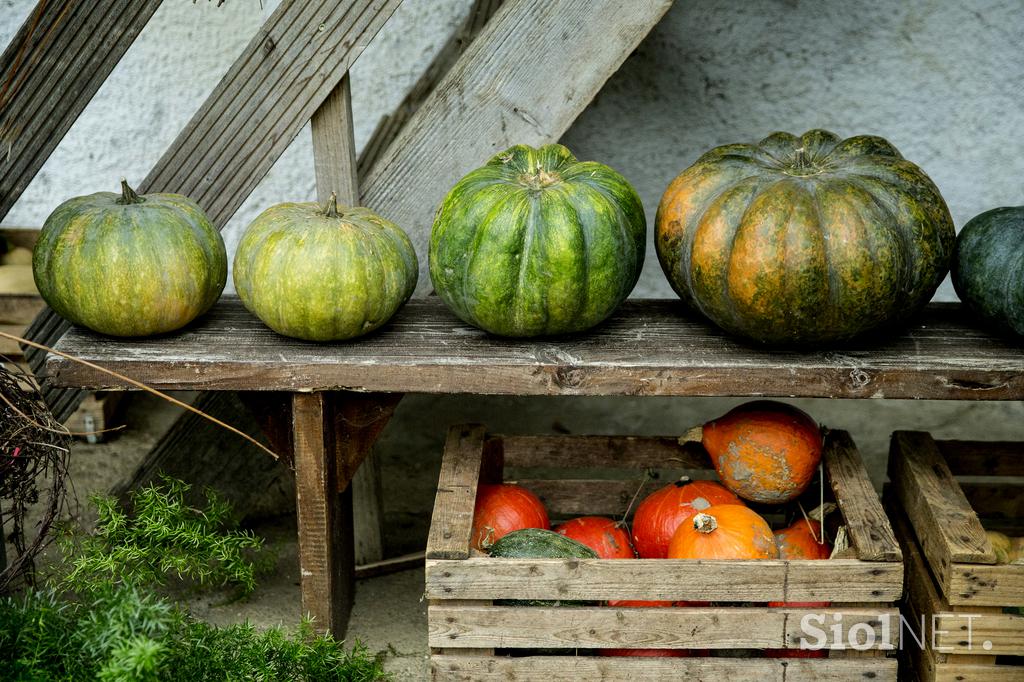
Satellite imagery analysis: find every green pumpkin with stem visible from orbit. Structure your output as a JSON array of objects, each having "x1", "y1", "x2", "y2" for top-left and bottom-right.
[
  {"x1": 429, "y1": 144, "x2": 647, "y2": 337},
  {"x1": 33, "y1": 179, "x2": 227, "y2": 337},
  {"x1": 233, "y1": 193, "x2": 418, "y2": 341}
]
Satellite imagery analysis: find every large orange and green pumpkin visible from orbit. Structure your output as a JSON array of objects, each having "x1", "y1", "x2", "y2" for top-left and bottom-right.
[
  {"x1": 952, "y1": 206, "x2": 1024, "y2": 337},
  {"x1": 656, "y1": 130, "x2": 956, "y2": 345},
  {"x1": 233, "y1": 194, "x2": 417, "y2": 341},
  {"x1": 33, "y1": 179, "x2": 227, "y2": 337},
  {"x1": 429, "y1": 144, "x2": 646, "y2": 337}
]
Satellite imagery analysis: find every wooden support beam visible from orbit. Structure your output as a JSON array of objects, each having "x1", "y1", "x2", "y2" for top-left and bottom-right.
[
  {"x1": 0, "y1": 0, "x2": 162, "y2": 221},
  {"x1": 360, "y1": 0, "x2": 674, "y2": 292},
  {"x1": 292, "y1": 391, "x2": 353, "y2": 636}
]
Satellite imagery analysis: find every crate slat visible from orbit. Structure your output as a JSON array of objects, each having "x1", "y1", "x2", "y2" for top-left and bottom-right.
[
  {"x1": 889, "y1": 431, "x2": 996, "y2": 567},
  {"x1": 426, "y1": 557, "x2": 903, "y2": 603},
  {"x1": 498, "y1": 435, "x2": 708, "y2": 470},
  {"x1": 517, "y1": 478, "x2": 661, "y2": 518},
  {"x1": 937, "y1": 440, "x2": 1024, "y2": 477},
  {"x1": 427, "y1": 425, "x2": 487, "y2": 560},
  {"x1": 431, "y1": 655, "x2": 897, "y2": 681},
  {"x1": 428, "y1": 604, "x2": 898, "y2": 650},
  {"x1": 824, "y1": 430, "x2": 901, "y2": 562}
]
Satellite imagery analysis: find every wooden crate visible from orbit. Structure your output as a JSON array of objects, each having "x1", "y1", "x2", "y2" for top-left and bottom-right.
[
  {"x1": 887, "y1": 432, "x2": 1024, "y2": 681},
  {"x1": 426, "y1": 425, "x2": 903, "y2": 681},
  {"x1": 0, "y1": 228, "x2": 43, "y2": 359}
]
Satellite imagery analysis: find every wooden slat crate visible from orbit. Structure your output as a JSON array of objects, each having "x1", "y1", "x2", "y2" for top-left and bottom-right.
[
  {"x1": 426, "y1": 425, "x2": 903, "y2": 681},
  {"x1": 887, "y1": 432, "x2": 1024, "y2": 681}
]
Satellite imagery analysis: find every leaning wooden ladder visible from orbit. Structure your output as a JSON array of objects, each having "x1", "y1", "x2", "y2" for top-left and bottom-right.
[{"x1": 7, "y1": 0, "x2": 673, "y2": 635}]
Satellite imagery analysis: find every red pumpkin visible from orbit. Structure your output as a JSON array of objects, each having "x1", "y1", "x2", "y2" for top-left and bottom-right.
[
  {"x1": 667, "y1": 505, "x2": 779, "y2": 560},
  {"x1": 775, "y1": 518, "x2": 831, "y2": 560},
  {"x1": 632, "y1": 480, "x2": 743, "y2": 558},
  {"x1": 608, "y1": 599, "x2": 675, "y2": 608},
  {"x1": 555, "y1": 516, "x2": 635, "y2": 559},
  {"x1": 470, "y1": 483, "x2": 549, "y2": 551},
  {"x1": 685, "y1": 401, "x2": 822, "y2": 504}
]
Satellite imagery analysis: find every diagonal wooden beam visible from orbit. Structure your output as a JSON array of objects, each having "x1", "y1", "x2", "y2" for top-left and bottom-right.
[
  {"x1": 0, "y1": 0, "x2": 162, "y2": 222},
  {"x1": 356, "y1": 0, "x2": 504, "y2": 175},
  {"x1": 361, "y1": 0, "x2": 674, "y2": 294}
]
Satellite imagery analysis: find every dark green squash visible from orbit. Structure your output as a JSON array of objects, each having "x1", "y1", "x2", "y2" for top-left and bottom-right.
[
  {"x1": 656, "y1": 130, "x2": 956, "y2": 345},
  {"x1": 429, "y1": 144, "x2": 646, "y2": 337},
  {"x1": 488, "y1": 528, "x2": 598, "y2": 607},
  {"x1": 952, "y1": 206, "x2": 1024, "y2": 336},
  {"x1": 33, "y1": 179, "x2": 226, "y2": 337},
  {"x1": 233, "y1": 194, "x2": 417, "y2": 342}
]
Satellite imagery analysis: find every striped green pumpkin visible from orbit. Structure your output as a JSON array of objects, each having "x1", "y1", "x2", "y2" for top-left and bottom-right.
[
  {"x1": 429, "y1": 144, "x2": 646, "y2": 337},
  {"x1": 33, "y1": 180, "x2": 227, "y2": 337},
  {"x1": 233, "y1": 195, "x2": 417, "y2": 341},
  {"x1": 952, "y1": 206, "x2": 1024, "y2": 336}
]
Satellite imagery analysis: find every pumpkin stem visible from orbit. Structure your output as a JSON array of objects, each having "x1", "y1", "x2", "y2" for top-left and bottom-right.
[
  {"x1": 321, "y1": 192, "x2": 341, "y2": 218},
  {"x1": 794, "y1": 147, "x2": 810, "y2": 169},
  {"x1": 678, "y1": 425, "x2": 704, "y2": 445},
  {"x1": 692, "y1": 512, "x2": 717, "y2": 534},
  {"x1": 117, "y1": 178, "x2": 144, "y2": 205}
]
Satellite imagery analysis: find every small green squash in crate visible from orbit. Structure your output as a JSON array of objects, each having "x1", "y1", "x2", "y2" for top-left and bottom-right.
[
  {"x1": 489, "y1": 528, "x2": 598, "y2": 607},
  {"x1": 33, "y1": 180, "x2": 227, "y2": 337},
  {"x1": 952, "y1": 206, "x2": 1024, "y2": 336},
  {"x1": 430, "y1": 144, "x2": 646, "y2": 337},
  {"x1": 233, "y1": 194, "x2": 417, "y2": 342}
]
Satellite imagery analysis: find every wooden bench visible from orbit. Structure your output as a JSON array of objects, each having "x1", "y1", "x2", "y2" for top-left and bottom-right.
[{"x1": 43, "y1": 297, "x2": 1024, "y2": 636}]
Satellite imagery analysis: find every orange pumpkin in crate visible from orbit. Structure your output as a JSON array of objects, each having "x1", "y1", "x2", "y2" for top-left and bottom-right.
[
  {"x1": 667, "y1": 504, "x2": 779, "y2": 560},
  {"x1": 555, "y1": 516, "x2": 635, "y2": 559},
  {"x1": 632, "y1": 480, "x2": 743, "y2": 558},
  {"x1": 683, "y1": 401, "x2": 822, "y2": 504},
  {"x1": 775, "y1": 517, "x2": 831, "y2": 560},
  {"x1": 470, "y1": 483, "x2": 549, "y2": 551}
]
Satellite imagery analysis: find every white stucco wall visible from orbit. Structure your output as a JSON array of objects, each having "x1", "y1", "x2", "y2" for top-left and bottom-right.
[{"x1": 3, "y1": 0, "x2": 1022, "y2": 300}]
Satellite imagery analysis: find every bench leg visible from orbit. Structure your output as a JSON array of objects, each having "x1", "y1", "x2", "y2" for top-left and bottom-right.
[{"x1": 292, "y1": 392, "x2": 353, "y2": 636}]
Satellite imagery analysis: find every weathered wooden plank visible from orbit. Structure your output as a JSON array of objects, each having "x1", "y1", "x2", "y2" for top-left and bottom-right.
[
  {"x1": 360, "y1": 0, "x2": 674, "y2": 293},
  {"x1": 960, "y1": 482, "x2": 1024, "y2": 522},
  {"x1": 45, "y1": 300, "x2": 1024, "y2": 400},
  {"x1": 946, "y1": 562, "x2": 1024, "y2": 608},
  {"x1": 0, "y1": 0, "x2": 162, "y2": 221},
  {"x1": 938, "y1": 440, "x2": 1024, "y2": 477},
  {"x1": 931, "y1": 664, "x2": 1024, "y2": 682},
  {"x1": 292, "y1": 392, "x2": 353, "y2": 637},
  {"x1": 143, "y1": 0, "x2": 402, "y2": 226},
  {"x1": 430, "y1": 655, "x2": 897, "y2": 681},
  {"x1": 517, "y1": 478, "x2": 663, "y2": 518},
  {"x1": 428, "y1": 604, "x2": 898, "y2": 650},
  {"x1": 357, "y1": 0, "x2": 504, "y2": 175},
  {"x1": 498, "y1": 435, "x2": 709, "y2": 470},
  {"x1": 824, "y1": 430, "x2": 901, "y2": 562},
  {"x1": 889, "y1": 431, "x2": 996, "y2": 568},
  {"x1": 425, "y1": 557, "x2": 903, "y2": 603},
  {"x1": 426, "y1": 425, "x2": 487, "y2": 560}
]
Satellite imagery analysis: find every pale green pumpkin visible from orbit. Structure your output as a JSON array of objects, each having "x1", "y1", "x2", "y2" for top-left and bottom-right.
[
  {"x1": 33, "y1": 180, "x2": 227, "y2": 337},
  {"x1": 233, "y1": 195, "x2": 417, "y2": 341}
]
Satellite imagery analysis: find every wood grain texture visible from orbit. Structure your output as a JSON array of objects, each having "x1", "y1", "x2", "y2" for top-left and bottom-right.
[
  {"x1": 428, "y1": 604, "x2": 898, "y2": 650},
  {"x1": 142, "y1": 0, "x2": 401, "y2": 226},
  {"x1": 359, "y1": 0, "x2": 674, "y2": 294},
  {"x1": 889, "y1": 431, "x2": 996, "y2": 567},
  {"x1": 292, "y1": 392, "x2": 353, "y2": 637},
  {"x1": 0, "y1": 0, "x2": 161, "y2": 220},
  {"x1": 45, "y1": 300, "x2": 1024, "y2": 399},
  {"x1": 426, "y1": 425, "x2": 486, "y2": 560},
  {"x1": 425, "y1": 557, "x2": 903, "y2": 603},
  {"x1": 357, "y1": 0, "x2": 504, "y2": 175},
  {"x1": 937, "y1": 440, "x2": 1024, "y2": 477},
  {"x1": 824, "y1": 430, "x2": 901, "y2": 562},
  {"x1": 498, "y1": 435, "x2": 709, "y2": 470},
  {"x1": 430, "y1": 655, "x2": 896, "y2": 681}
]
